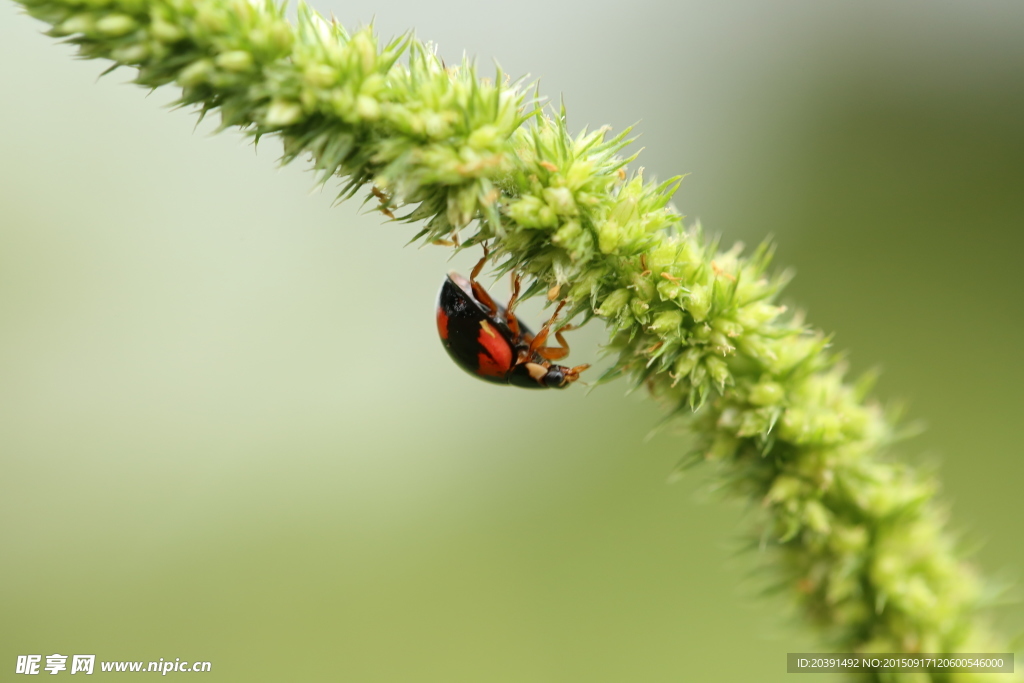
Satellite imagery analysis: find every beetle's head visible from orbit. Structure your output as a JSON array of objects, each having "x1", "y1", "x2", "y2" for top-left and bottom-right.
[{"x1": 523, "y1": 362, "x2": 590, "y2": 388}]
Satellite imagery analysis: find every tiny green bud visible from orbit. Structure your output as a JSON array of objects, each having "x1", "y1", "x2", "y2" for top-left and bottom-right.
[
  {"x1": 630, "y1": 273, "x2": 655, "y2": 301},
  {"x1": 717, "y1": 407, "x2": 741, "y2": 430},
  {"x1": 177, "y1": 59, "x2": 213, "y2": 87},
  {"x1": 264, "y1": 22, "x2": 295, "y2": 54},
  {"x1": 803, "y1": 500, "x2": 831, "y2": 534},
  {"x1": 215, "y1": 50, "x2": 253, "y2": 72},
  {"x1": 648, "y1": 241, "x2": 679, "y2": 269},
  {"x1": 656, "y1": 278, "x2": 682, "y2": 302},
  {"x1": 597, "y1": 220, "x2": 623, "y2": 254},
  {"x1": 900, "y1": 577, "x2": 938, "y2": 618},
  {"x1": 650, "y1": 310, "x2": 683, "y2": 337},
  {"x1": 688, "y1": 325, "x2": 708, "y2": 342},
  {"x1": 328, "y1": 90, "x2": 354, "y2": 118},
  {"x1": 704, "y1": 355, "x2": 729, "y2": 388},
  {"x1": 551, "y1": 216, "x2": 579, "y2": 240},
  {"x1": 689, "y1": 362, "x2": 707, "y2": 387},
  {"x1": 749, "y1": 380, "x2": 785, "y2": 406},
  {"x1": 707, "y1": 432, "x2": 739, "y2": 461},
  {"x1": 195, "y1": 7, "x2": 228, "y2": 33},
  {"x1": 766, "y1": 475, "x2": 805, "y2": 504},
  {"x1": 552, "y1": 220, "x2": 587, "y2": 256},
  {"x1": 96, "y1": 14, "x2": 137, "y2": 36},
  {"x1": 351, "y1": 31, "x2": 377, "y2": 73},
  {"x1": 686, "y1": 284, "x2": 711, "y2": 322},
  {"x1": 265, "y1": 99, "x2": 304, "y2": 127},
  {"x1": 246, "y1": 21, "x2": 294, "y2": 55},
  {"x1": 779, "y1": 407, "x2": 808, "y2": 443},
  {"x1": 712, "y1": 318, "x2": 743, "y2": 338},
  {"x1": 629, "y1": 297, "x2": 650, "y2": 318},
  {"x1": 447, "y1": 187, "x2": 477, "y2": 229},
  {"x1": 543, "y1": 187, "x2": 577, "y2": 216},
  {"x1": 54, "y1": 14, "x2": 93, "y2": 36},
  {"x1": 829, "y1": 524, "x2": 868, "y2": 554},
  {"x1": 355, "y1": 95, "x2": 380, "y2": 120},
  {"x1": 709, "y1": 331, "x2": 734, "y2": 355},
  {"x1": 468, "y1": 125, "x2": 500, "y2": 150},
  {"x1": 737, "y1": 302, "x2": 785, "y2": 330},
  {"x1": 736, "y1": 408, "x2": 770, "y2": 437},
  {"x1": 737, "y1": 335, "x2": 778, "y2": 365},
  {"x1": 150, "y1": 18, "x2": 184, "y2": 43},
  {"x1": 609, "y1": 194, "x2": 638, "y2": 226},
  {"x1": 537, "y1": 204, "x2": 558, "y2": 229},
  {"x1": 810, "y1": 412, "x2": 844, "y2": 445},
  {"x1": 422, "y1": 111, "x2": 453, "y2": 139},
  {"x1": 507, "y1": 195, "x2": 558, "y2": 229},
  {"x1": 596, "y1": 289, "x2": 631, "y2": 317},
  {"x1": 673, "y1": 349, "x2": 702, "y2": 378},
  {"x1": 360, "y1": 74, "x2": 385, "y2": 97},
  {"x1": 564, "y1": 159, "x2": 594, "y2": 191},
  {"x1": 566, "y1": 271, "x2": 600, "y2": 303},
  {"x1": 111, "y1": 44, "x2": 148, "y2": 63}
]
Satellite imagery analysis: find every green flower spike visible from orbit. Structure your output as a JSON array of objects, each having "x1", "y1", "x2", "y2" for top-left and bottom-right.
[{"x1": 13, "y1": 0, "x2": 1020, "y2": 678}]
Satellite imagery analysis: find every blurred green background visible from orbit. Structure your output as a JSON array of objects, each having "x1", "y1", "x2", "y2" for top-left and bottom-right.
[{"x1": 2, "y1": 0, "x2": 1022, "y2": 680}]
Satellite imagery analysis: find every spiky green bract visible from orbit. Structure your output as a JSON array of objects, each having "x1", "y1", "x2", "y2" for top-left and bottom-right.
[{"x1": 14, "y1": 0, "x2": 1017, "y2": 677}]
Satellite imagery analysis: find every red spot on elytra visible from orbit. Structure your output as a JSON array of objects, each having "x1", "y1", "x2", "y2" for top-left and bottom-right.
[
  {"x1": 475, "y1": 321, "x2": 512, "y2": 377},
  {"x1": 436, "y1": 308, "x2": 449, "y2": 340}
]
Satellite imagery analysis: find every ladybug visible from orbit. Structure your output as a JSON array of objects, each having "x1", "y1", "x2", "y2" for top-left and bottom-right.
[{"x1": 436, "y1": 253, "x2": 589, "y2": 389}]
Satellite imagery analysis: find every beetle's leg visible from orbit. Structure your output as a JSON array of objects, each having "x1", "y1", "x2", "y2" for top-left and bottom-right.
[
  {"x1": 514, "y1": 331, "x2": 536, "y2": 366},
  {"x1": 432, "y1": 231, "x2": 461, "y2": 247},
  {"x1": 534, "y1": 325, "x2": 576, "y2": 362},
  {"x1": 562, "y1": 363, "x2": 591, "y2": 383},
  {"x1": 468, "y1": 243, "x2": 500, "y2": 318},
  {"x1": 504, "y1": 272, "x2": 523, "y2": 339},
  {"x1": 527, "y1": 301, "x2": 567, "y2": 357},
  {"x1": 469, "y1": 242, "x2": 490, "y2": 282},
  {"x1": 471, "y1": 282, "x2": 500, "y2": 319},
  {"x1": 371, "y1": 186, "x2": 395, "y2": 219}
]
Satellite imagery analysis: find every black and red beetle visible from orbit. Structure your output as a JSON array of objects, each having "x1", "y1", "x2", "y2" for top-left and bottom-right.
[{"x1": 436, "y1": 253, "x2": 589, "y2": 389}]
